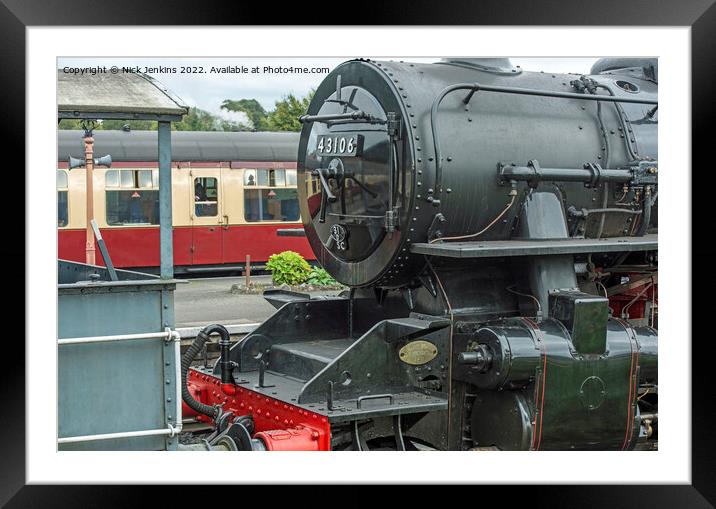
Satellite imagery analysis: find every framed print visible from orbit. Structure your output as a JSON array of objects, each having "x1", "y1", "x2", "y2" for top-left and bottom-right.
[{"x1": 2, "y1": 0, "x2": 712, "y2": 504}]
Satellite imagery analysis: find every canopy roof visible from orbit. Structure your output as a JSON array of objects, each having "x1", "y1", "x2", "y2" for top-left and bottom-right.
[{"x1": 57, "y1": 70, "x2": 188, "y2": 121}]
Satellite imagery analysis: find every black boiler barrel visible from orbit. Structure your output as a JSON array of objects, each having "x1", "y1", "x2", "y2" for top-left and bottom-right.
[{"x1": 297, "y1": 59, "x2": 657, "y2": 288}]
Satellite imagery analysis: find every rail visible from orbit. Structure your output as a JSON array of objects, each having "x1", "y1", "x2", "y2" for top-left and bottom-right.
[
  {"x1": 58, "y1": 328, "x2": 179, "y2": 345},
  {"x1": 58, "y1": 425, "x2": 180, "y2": 444},
  {"x1": 57, "y1": 328, "x2": 182, "y2": 446}
]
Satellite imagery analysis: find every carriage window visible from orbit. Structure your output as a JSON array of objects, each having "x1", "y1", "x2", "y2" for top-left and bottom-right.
[
  {"x1": 256, "y1": 169, "x2": 269, "y2": 187},
  {"x1": 194, "y1": 177, "x2": 218, "y2": 217},
  {"x1": 244, "y1": 188, "x2": 299, "y2": 222},
  {"x1": 105, "y1": 169, "x2": 159, "y2": 226},
  {"x1": 272, "y1": 169, "x2": 286, "y2": 187},
  {"x1": 105, "y1": 169, "x2": 119, "y2": 187},
  {"x1": 57, "y1": 170, "x2": 68, "y2": 227},
  {"x1": 120, "y1": 170, "x2": 134, "y2": 188},
  {"x1": 138, "y1": 170, "x2": 153, "y2": 188},
  {"x1": 244, "y1": 169, "x2": 257, "y2": 186},
  {"x1": 286, "y1": 169, "x2": 297, "y2": 186},
  {"x1": 57, "y1": 169, "x2": 68, "y2": 188}
]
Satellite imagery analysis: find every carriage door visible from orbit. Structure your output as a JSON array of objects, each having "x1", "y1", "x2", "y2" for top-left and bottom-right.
[{"x1": 190, "y1": 169, "x2": 224, "y2": 266}]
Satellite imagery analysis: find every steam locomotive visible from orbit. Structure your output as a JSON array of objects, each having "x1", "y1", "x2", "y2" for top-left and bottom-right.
[{"x1": 182, "y1": 58, "x2": 658, "y2": 451}]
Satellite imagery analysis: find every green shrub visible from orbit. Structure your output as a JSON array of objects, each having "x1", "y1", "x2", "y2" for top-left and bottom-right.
[
  {"x1": 307, "y1": 267, "x2": 337, "y2": 286},
  {"x1": 265, "y1": 251, "x2": 311, "y2": 285}
]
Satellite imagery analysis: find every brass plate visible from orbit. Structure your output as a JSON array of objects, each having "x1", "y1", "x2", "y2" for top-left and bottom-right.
[{"x1": 399, "y1": 340, "x2": 438, "y2": 366}]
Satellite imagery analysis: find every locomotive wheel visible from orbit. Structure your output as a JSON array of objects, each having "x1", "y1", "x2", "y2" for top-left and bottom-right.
[
  {"x1": 340, "y1": 436, "x2": 426, "y2": 451},
  {"x1": 345, "y1": 417, "x2": 438, "y2": 450}
]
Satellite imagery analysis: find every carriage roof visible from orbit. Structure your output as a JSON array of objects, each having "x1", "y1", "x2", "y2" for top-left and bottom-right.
[{"x1": 58, "y1": 130, "x2": 300, "y2": 163}]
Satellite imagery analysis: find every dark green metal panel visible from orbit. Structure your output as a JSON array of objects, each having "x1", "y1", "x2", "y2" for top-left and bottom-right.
[
  {"x1": 550, "y1": 290, "x2": 609, "y2": 354},
  {"x1": 536, "y1": 318, "x2": 635, "y2": 450}
]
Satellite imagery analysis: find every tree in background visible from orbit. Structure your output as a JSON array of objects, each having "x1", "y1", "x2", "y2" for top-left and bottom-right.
[
  {"x1": 221, "y1": 90, "x2": 314, "y2": 132},
  {"x1": 266, "y1": 91, "x2": 314, "y2": 132},
  {"x1": 220, "y1": 99, "x2": 267, "y2": 131}
]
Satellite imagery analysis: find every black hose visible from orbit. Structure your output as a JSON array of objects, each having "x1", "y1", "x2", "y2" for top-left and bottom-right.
[
  {"x1": 636, "y1": 191, "x2": 653, "y2": 236},
  {"x1": 181, "y1": 324, "x2": 230, "y2": 419}
]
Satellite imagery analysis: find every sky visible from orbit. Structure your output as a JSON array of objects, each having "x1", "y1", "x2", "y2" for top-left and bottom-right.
[{"x1": 58, "y1": 57, "x2": 599, "y2": 124}]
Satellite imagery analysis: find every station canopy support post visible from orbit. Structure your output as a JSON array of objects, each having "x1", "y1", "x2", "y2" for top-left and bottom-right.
[
  {"x1": 158, "y1": 121, "x2": 173, "y2": 280},
  {"x1": 83, "y1": 125, "x2": 96, "y2": 265}
]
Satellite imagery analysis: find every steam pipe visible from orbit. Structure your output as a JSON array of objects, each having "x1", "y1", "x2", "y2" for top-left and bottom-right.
[{"x1": 499, "y1": 164, "x2": 633, "y2": 184}]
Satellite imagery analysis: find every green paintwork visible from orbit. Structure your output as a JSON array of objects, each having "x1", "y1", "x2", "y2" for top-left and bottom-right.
[{"x1": 466, "y1": 317, "x2": 656, "y2": 450}]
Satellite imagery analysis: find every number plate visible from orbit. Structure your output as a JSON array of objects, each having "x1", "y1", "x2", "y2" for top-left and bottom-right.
[{"x1": 316, "y1": 134, "x2": 363, "y2": 157}]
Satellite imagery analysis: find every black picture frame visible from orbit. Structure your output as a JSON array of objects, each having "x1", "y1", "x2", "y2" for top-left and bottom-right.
[{"x1": 2, "y1": 0, "x2": 712, "y2": 504}]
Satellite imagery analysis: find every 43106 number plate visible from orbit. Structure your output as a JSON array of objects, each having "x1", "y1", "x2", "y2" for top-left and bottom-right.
[{"x1": 316, "y1": 134, "x2": 363, "y2": 157}]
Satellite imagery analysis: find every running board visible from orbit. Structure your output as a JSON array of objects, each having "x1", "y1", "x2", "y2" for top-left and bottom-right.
[{"x1": 411, "y1": 234, "x2": 657, "y2": 258}]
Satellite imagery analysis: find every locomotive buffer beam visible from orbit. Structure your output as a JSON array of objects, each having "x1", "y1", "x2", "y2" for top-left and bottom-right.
[{"x1": 411, "y1": 234, "x2": 657, "y2": 258}]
